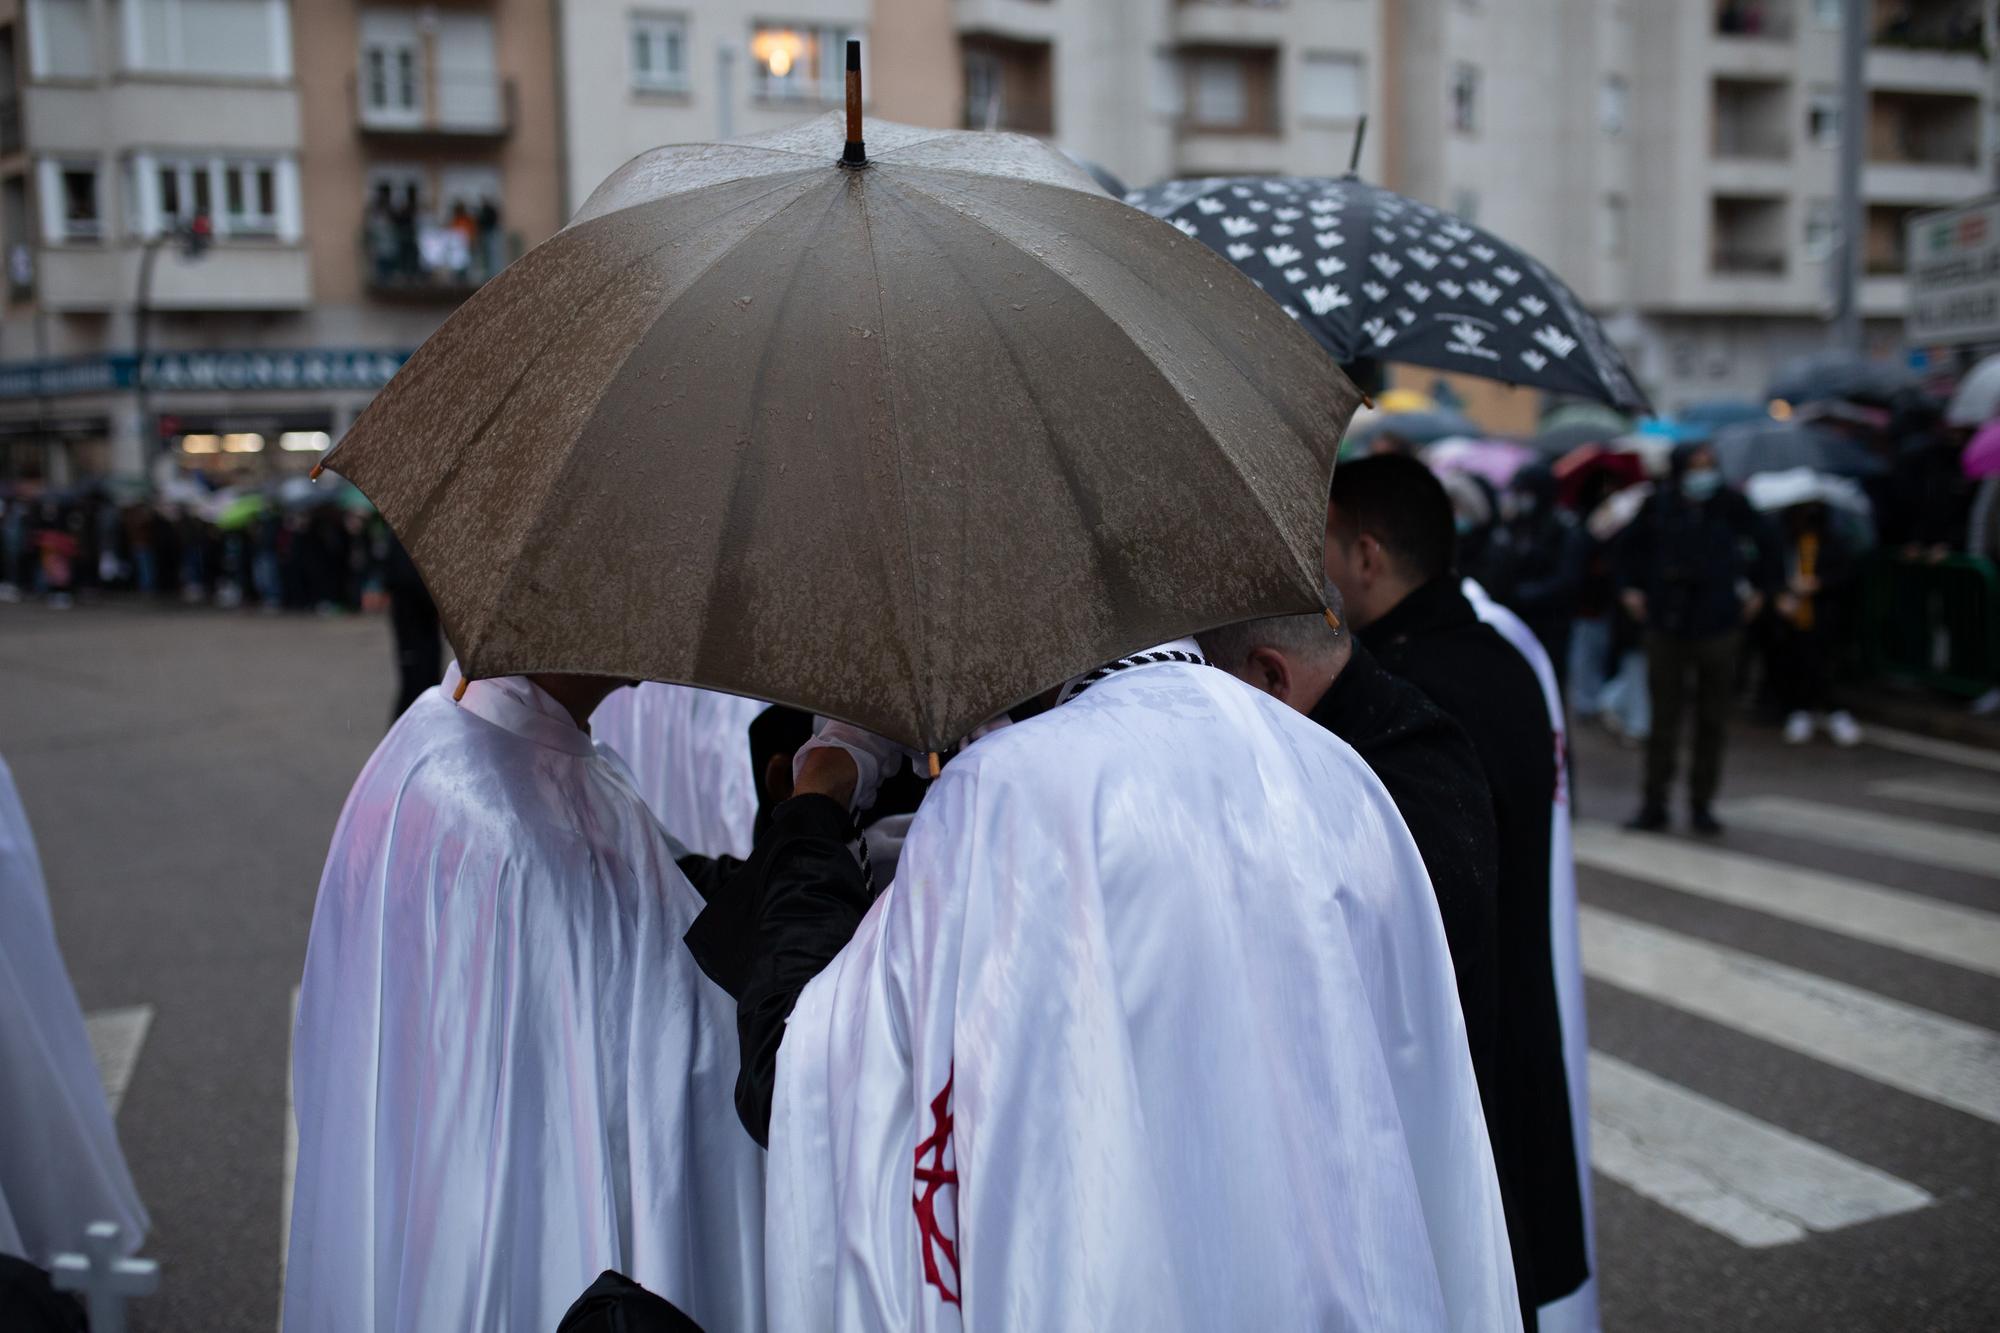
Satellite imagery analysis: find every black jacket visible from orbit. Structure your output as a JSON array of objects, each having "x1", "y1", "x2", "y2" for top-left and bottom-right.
[
  {"x1": 1360, "y1": 577, "x2": 1588, "y2": 1311},
  {"x1": 1308, "y1": 642, "x2": 1501, "y2": 1081},
  {"x1": 1616, "y1": 486, "x2": 1781, "y2": 640}
]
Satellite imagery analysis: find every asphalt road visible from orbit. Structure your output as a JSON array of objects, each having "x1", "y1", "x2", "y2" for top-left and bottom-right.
[{"x1": 2, "y1": 598, "x2": 1996, "y2": 1331}]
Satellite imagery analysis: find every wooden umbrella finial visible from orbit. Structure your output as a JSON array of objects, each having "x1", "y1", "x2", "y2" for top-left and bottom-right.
[
  {"x1": 309, "y1": 461, "x2": 324, "y2": 480},
  {"x1": 842, "y1": 40, "x2": 865, "y2": 167},
  {"x1": 453, "y1": 676, "x2": 470, "y2": 702},
  {"x1": 1324, "y1": 607, "x2": 1343, "y2": 633}
]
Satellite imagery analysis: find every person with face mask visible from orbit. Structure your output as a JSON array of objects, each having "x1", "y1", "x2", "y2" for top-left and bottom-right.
[{"x1": 1614, "y1": 443, "x2": 1782, "y2": 833}]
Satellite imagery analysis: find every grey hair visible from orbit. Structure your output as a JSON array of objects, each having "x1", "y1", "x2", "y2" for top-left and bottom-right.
[{"x1": 1196, "y1": 581, "x2": 1349, "y2": 673}]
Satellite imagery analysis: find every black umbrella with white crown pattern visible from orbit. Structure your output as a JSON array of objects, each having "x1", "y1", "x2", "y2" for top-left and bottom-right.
[{"x1": 1126, "y1": 175, "x2": 1649, "y2": 415}]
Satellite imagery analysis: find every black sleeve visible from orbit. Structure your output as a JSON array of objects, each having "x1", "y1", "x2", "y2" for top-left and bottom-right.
[{"x1": 682, "y1": 793, "x2": 872, "y2": 1147}]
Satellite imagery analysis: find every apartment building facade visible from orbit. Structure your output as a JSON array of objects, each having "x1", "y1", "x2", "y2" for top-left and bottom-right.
[{"x1": 0, "y1": 0, "x2": 561, "y2": 484}]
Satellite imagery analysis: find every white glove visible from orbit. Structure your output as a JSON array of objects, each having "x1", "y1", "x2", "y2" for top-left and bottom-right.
[{"x1": 793, "y1": 718, "x2": 910, "y2": 813}]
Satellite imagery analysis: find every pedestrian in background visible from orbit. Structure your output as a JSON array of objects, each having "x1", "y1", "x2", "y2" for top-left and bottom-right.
[
  {"x1": 1487, "y1": 462, "x2": 1588, "y2": 694},
  {"x1": 1617, "y1": 442, "x2": 1781, "y2": 834},
  {"x1": 1767, "y1": 499, "x2": 1863, "y2": 747}
]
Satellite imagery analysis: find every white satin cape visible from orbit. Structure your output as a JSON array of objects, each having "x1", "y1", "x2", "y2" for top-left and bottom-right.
[
  {"x1": 765, "y1": 658, "x2": 1519, "y2": 1331},
  {"x1": 0, "y1": 753, "x2": 149, "y2": 1264},
  {"x1": 591, "y1": 683, "x2": 766, "y2": 858},
  {"x1": 1464, "y1": 578, "x2": 1599, "y2": 1333},
  {"x1": 284, "y1": 670, "x2": 764, "y2": 1333}
]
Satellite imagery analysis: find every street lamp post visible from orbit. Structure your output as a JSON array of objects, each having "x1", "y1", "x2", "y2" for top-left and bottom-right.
[{"x1": 132, "y1": 215, "x2": 208, "y2": 462}]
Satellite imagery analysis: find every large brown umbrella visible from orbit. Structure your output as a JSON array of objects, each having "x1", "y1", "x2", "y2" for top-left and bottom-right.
[{"x1": 321, "y1": 107, "x2": 1359, "y2": 753}]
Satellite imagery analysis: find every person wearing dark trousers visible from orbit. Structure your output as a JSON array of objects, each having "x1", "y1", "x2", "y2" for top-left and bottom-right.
[
  {"x1": 1616, "y1": 442, "x2": 1781, "y2": 834},
  {"x1": 383, "y1": 535, "x2": 442, "y2": 722}
]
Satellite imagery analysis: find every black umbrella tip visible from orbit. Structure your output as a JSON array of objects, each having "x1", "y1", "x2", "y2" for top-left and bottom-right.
[
  {"x1": 842, "y1": 40, "x2": 866, "y2": 167},
  {"x1": 846, "y1": 38, "x2": 860, "y2": 72}
]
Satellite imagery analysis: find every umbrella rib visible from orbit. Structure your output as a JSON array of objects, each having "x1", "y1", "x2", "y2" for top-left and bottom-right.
[
  {"x1": 853, "y1": 186, "x2": 930, "y2": 737},
  {"x1": 471, "y1": 179, "x2": 841, "y2": 669},
  {"x1": 892, "y1": 172, "x2": 1336, "y2": 596}
]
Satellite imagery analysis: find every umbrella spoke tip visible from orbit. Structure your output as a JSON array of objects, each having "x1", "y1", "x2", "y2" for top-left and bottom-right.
[{"x1": 453, "y1": 676, "x2": 471, "y2": 702}]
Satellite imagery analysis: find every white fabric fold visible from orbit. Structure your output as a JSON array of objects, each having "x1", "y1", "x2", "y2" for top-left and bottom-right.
[
  {"x1": 766, "y1": 662, "x2": 1519, "y2": 1331},
  {"x1": 589, "y1": 682, "x2": 766, "y2": 857},
  {"x1": 0, "y1": 753, "x2": 149, "y2": 1265},
  {"x1": 284, "y1": 676, "x2": 765, "y2": 1333}
]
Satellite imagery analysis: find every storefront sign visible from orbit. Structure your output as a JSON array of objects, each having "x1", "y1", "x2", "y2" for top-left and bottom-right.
[
  {"x1": 0, "y1": 349, "x2": 415, "y2": 400},
  {"x1": 1908, "y1": 196, "x2": 2000, "y2": 349}
]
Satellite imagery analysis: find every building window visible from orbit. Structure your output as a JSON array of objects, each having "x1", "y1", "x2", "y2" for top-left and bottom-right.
[
  {"x1": 1804, "y1": 199, "x2": 1838, "y2": 259},
  {"x1": 123, "y1": 0, "x2": 290, "y2": 80},
  {"x1": 360, "y1": 9, "x2": 422, "y2": 126},
  {"x1": 1807, "y1": 90, "x2": 1840, "y2": 147},
  {"x1": 750, "y1": 23, "x2": 855, "y2": 103},
  {"x1": 1601, "y1": 192, "x2": 1628, "y2": 257},
  {"x1": 630, "y1": 13, "x2": 689, "y2": 94},
  {"x1": 135, "y1": 155, "x2": 291, "y2": 239},
  {"x1": 1600, "y1": 74, "x2": 1628, "y2": 135},
  {"x1": 1451, "y1": 63, "x2": 1480, "y2": 135},
  {"x1": 1191, "y1": 57, "x2": 1249, "y2": 127},
  {"x1": 1299, "y1": 52, "x2": 1364, "y2": 122},
  {"x1": 1149, "y1": 50, "x2": 1183, "y2": 119},
  {"x1": 60, "y1": 164, "x2": 100, "y2": 241},
  {"x1": 27, "y1": 0, "x2": 97, "y2": 78}
]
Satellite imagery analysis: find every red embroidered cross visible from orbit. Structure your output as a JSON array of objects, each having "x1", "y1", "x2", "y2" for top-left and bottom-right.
[{"x1": 913, "y1": 1064, "x2": 961, "y2": 1306}]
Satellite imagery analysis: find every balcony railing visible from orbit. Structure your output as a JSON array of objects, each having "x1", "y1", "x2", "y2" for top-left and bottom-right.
[
  {"x1": 1712, "y1": 246, "x2": 1787, "y2": 275},
  {"x1": 360, "y1": 223, "x2": 522, "y2": 300},
  {"x1": 0, "y1": 95, "x2": 20, "y2": 156},
  {"x1": 1713, "y1": 127, "x2": 1791, "y2": 159},
  {"x1": 1714, "y1": 2, "x2": 1794, "y2": 39},
  {"x1": 352, "y1": 72, "x2": 515, "y2": 139}
]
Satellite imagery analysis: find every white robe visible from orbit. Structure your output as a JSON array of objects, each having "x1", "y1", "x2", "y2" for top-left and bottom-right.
[
  {"x1": 0, "y1": 753, "x2": 149, "y2": 1266},
  {"x1": 591, "y1": 683, "x2": 765, "y2": 858},
  {"x1": 765, "y1": 657, "x2": 1519, "y2": 1332},
  {"x1": 1464, "y1": 579, "x2": 1599, "y2": 1333},
  {"x1": 284, "y1": 670, "x2": 764, "y2": 1333}
]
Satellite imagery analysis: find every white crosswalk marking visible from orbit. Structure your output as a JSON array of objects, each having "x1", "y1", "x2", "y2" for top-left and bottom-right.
[
  {"x1": 84, "y1": 1005, "x2": 154, "y2": 1118},
  {"x1": 1863, "y1": 725, "x2": 2000, "y2": 774},
  {"x1": 1575, "y1": 823, "x2": 2000, "y2": 978},
  {"x1": 1589, "y1": 1052, "x2": 1931, "y2": 1246},
  {"x1": 1581, "y1": 907, "x2": 2000, "y2": 1125},
  {"x1": 1867, "y1": 777, "x2": 2000, "y2": 817},
  {"x1": 1720, "y1": 795, "x2": 2000, "y2": 879}
]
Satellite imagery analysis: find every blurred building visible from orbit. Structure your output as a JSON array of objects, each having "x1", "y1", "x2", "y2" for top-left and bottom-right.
[{"x1": 0, "y1": 0, "x2": 561, "y2": 485}]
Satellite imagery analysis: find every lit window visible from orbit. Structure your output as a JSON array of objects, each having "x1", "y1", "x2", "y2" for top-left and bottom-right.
[
  {"x1": 630, "y1": 13, "x2": 689, "y2": 94},
  {"x1": 1451, "y1": 63, "x2": 1480, "y2": 135},
  {"x1": 1300, "y1": 53, "x2": 1365, "y2": 122},
  {"x1": 1600, "y1": 74, "x2": 1628, "y2": 136},
  {"x1": 280, "y1": 431, "x2": 332, "y2": 452},
  {"x1": 751, "y1": 23, "x2": 854, "y2": 103}
]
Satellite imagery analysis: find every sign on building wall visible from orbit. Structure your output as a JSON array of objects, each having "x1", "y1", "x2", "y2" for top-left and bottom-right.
[
  {"x1": 0, "y1": 350, "x2": 415, "y2": 400},
  {"x1": 1907, "y1": 197, "x2": 2000, "y2": 349}
]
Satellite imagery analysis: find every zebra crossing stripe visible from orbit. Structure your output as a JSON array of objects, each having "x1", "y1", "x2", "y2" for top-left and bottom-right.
[
  {"x1": 1575, "y1": 823, "x2": 2000, "y2": 978},
  {"x1": 1581, "y1": 907, "x2": 2000, "y2": 1126},
  {"x1": 1720, "y1": 796, "x2": 2000, "y2": 879},
  {"x1": 1862, "y1": 725, "x2": 2000, "y2": 775},
  {"x1": 84, "y1": 1005, "x2": 154, "y2": 1118},
  {"x1": 1589, "y1": 1051, "x2": 1931, "y2": 1247},
  {"x1": 1867, "y1": 777, "x2": 2000, "y2": 817}
]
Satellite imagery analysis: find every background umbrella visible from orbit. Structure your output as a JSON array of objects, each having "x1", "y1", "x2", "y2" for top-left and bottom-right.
[
  {"x1": 1711, "y1": 418, "x2": 1887, "y2": 484},
  {"x1": 1766, "y1": 352, "x2": 1918, "y2": 408},
  {"x1": 1347, "y1": 408, "x2": 1477, "y2": 450},
  {"x1": 1532, "y1": 419, "x2": 1626, "y2": 458},
  {"x1": 1421, "y1": 437, "x2": 1535, "y2": 489},
  {"x1": 318, "y1": 109, "x2": 1359, "y2": 754},
  {"x1": 1946, "y1": 353, "x2": 2000, "y2": 427},
  {"x1": 1672, "y1": 399, "x2": 1768, "y2": 442},
  {"x1": 1125, "y1": 175, "x2": 1649, "y2": 413},
  {"x1": 209, "y1": 493, "x2": 269, "y2": 531},
  {"x1": 1553, "y1": 443, "x2": 1647, "y2": 507},
  {"x1": 1965, "y1": 421, "x2": 2000, "y2": 478}
]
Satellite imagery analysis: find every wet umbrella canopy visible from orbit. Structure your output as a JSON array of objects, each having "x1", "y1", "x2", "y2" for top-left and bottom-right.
[
  {"x1": 1125, "y1": 175, "x2": 1649, "y2": 414},
  {"x1": 320, "y1": 110, "x2": 1359, "y2": 752}
]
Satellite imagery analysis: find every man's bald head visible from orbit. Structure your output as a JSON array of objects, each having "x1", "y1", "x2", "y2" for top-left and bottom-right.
[{"x1": 1198, "y1": 584, "x2": 1352, "y2": 716}]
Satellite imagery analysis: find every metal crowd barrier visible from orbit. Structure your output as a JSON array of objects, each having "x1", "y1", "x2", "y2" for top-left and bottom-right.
[{"x1": 1863, "y1": 554, "x2": 2000, "y2": 697}]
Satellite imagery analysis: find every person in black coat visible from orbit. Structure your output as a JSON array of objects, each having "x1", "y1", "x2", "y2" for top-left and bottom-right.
[
  {"x1": 1324, "y1": 454, "x2": 1585, "y2": 1330},
  {"x1": 1614, "y1": 441, "x2": 1781, "y2": 832},
  {"x1": 1486, "y1": 462, "x2": 1590, "y2": 692}
]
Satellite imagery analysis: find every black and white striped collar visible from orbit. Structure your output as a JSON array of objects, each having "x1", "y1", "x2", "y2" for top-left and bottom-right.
[{"x1": 1055, "y1": 638, "x2": 1212, "y2": 706}]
